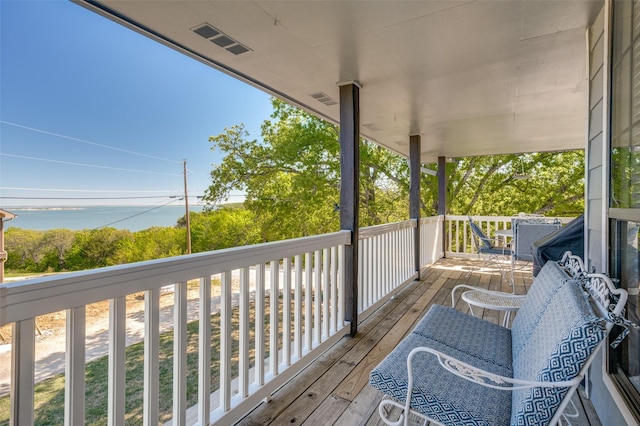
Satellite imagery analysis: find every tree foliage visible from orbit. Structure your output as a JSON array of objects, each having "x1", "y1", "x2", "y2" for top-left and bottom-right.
[
  {"x1": 4, "y1": 100, "x2": 585, "y2": 274},
  {"x1": 204, "y1": 98, "x2": 584, "y2": 241},
  {"x1": 421, "y1": 151, "x2": 585, "y2": 217},
  {"x1": 203, "y1": 99, "x2": 409, "y2": 241}
]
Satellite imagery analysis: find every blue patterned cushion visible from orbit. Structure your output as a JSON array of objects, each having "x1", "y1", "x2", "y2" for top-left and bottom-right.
[
  {"x1": 369, "y1": 331, "x2": 512, "y2": 426},
  {"x1": 511, "y1": 261, "x2": 573, "y2": 358},
  {"x1": 510, "y1": 281, "x2": 605, "y2": 425},
  {"x1": 411, "y1": 304, "x2": 512, "y2": 372}
]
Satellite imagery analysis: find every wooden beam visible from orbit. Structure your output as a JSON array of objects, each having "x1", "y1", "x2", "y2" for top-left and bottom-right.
[
  {"x1": 409, "y1": 135, "x2": 421, "y2": 275},
  {"x1": 339, "y1": 82, "x2": 360, "y2": 337},
  {"x1": 438, "y1": 156, "x2": 447, "y2": 256}
]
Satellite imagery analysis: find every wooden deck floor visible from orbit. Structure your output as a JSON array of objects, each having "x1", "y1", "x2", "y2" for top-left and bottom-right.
[{"x1": 236, "y1": 257, "x2": 601, "y2": 426}]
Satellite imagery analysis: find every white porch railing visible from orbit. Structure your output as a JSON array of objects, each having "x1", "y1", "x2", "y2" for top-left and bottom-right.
[
  {"x1": 357, "y1": 215, "x2": 444, "y2": 317},
  {"x1": 0, "y1": 216, "x2": 444, "y2": 426},
  {"x1": 445, "y1": 215, "x2": 575, "y2": 257}
]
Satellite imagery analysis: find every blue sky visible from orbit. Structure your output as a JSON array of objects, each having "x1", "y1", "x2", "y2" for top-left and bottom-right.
[{"x1": 0, "y1": 0, "x2": 274, "y2": 208}]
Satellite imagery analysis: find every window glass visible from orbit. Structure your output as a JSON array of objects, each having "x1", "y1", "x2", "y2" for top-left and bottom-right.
[{"x1": 609, "y1": 220, "x2": 640, "y2": 403}]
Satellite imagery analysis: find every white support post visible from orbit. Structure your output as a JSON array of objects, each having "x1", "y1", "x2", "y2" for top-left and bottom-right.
[
  {"x1": 11, "y1": 318, "x2": 35, "y2": 426},
  {"x1": 239, "y1": 268, "x2": 250, "y2": 397},
  {"x1": 65, "y1": 306, "x2": 86, "y2": 426},
  {"x1": 220, "y1": 272, "x2": 232, "y2": 411},
  {"x1": 270, "y1": 260, "x2": 279, "y2": 376},
  {"x1": 173, "y1": 282, "x2": 187, "y2": 425},
  {"x1": 108, "y1": 297, "x2": 126, "y2": 426},
  {"x1": 198, "y1": 277, "x2": 212, "y2": 424},
  {"x1": 255, "y1": 264, "x2": 265, "y2": 386},
  {"x1": 144, "y1": 288, "x2": 160, "y2": 426}
]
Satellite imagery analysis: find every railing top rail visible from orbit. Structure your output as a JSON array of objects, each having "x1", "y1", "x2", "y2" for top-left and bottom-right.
[
  {"x1": 447, "y1": 215, "x2": 575, "y2": 225},
  {"x1": 0, "y1": 230, "x2": 351, "y2": 326},
  {"x1": 359, "y1": 220, "x2": 414, "y2": 239}
]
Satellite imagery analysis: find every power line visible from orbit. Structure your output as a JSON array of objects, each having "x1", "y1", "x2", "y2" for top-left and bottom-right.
[
  {"x1": 0, "y1": 120, "x2": 182, "y2": 164},
  {"x1": 0, "y1": 196, "x2": 190, "y2": 200},
  {"x1": 1, "y1": 187, "x2": 181, "y2": 193},
  {"x1": 0, "y1": 153, "x2": 181, "y2": 176},
  {"x1": 94, "y1": 198, "x2": 185, "y2": 230}
]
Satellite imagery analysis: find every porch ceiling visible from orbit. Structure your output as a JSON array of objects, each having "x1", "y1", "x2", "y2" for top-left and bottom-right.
[{"x1": 75, "y1": 0, "x2": 603, "y2": 164}]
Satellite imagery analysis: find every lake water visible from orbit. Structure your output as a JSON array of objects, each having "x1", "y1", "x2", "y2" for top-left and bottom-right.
[{"x1": 3, "y1": 205, "x2": 205, "y2": 232}]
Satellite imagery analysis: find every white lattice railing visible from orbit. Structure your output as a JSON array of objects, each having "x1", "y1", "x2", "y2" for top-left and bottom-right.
[{"x1": 0, "y1": 216, "x2": 444, "y2": 426}]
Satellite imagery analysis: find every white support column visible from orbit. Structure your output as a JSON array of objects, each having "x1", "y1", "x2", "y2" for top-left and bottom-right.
[
  {"x1": 65, "y1": 306, "x2": 86, "y2": 426},
  {"x1": 108, "y1": 297, "x2": 126, "y2": 426},
  {"x1": 144, "y1": 288, "x2": 160, "y2": 426},
  {"x1": 10, "y1": 318, "x2": 35, "y2": 426}
]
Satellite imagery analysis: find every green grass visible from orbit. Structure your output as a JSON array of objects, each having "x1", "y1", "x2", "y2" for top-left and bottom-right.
[{"x1": 0, "y1": 297, "x2": 274, "y2": 426}]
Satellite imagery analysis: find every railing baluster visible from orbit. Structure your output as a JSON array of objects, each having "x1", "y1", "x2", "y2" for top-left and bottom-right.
[
  {"x1": 11, "y1": 318, "x2": 35, "y2": 426},
  {"x1": 304, "y1": 252, "x2": 313, "y2": 352},
  {"x1": 314, "y1": 250, "x2": 321, "y2": 344},
  {"x1": 322, "y1": 248, "x2": 330, "y2": 339},
  {"x1": 239, "y1": 268, "x2": 250, "y2": 397},
  {"x1": 330, "y1": 246, "x2": 337, "y2": 333},
  {"x1": 270, "y1": 260, "x2": 279, "y2": 376},
  {"x1": 294, "y1": 254, "x2": 303, "y2": 359},
  {"x1": 255, "y1": 263, "x2": 265, "y2": 386},
  {"x1": 283, "y1": 257, "x2": 292, "y2": 367},
  {"x1": 220, "y1": 272, "x2": 232, "y2": 411},
  {"x1": 376, "y1": 235, "x2": 381, "y2": 301},
  {"x1": 358, "y1": 239, "x2": 365, "y2": 311},
  {"x1": 198, "y1": 277, "x2": 211, "y2": 424},
  {"x1": 173, "y1": 282, "x2": 187, "y2": 425},
  {"x1": 338, "y1": 245, "x2": 345, "y2": 326},
  {"x1": 108, "y1": 297, "x2": 126, "y2": 426},
  {"x1": 144, "y1": 288, "x2": 160, "y2": 426},
  {"x1": 65, "y1": 306, "x2": 86, "y2": 426}
]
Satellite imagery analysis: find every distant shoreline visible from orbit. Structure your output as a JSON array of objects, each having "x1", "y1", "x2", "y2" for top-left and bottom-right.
[{"x1": 3, "y1": 205, "x2": 206, "y2": 232}]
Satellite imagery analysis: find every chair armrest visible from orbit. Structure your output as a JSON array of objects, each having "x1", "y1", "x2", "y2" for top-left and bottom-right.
[{"x1": 407, "y1": 347, "x2": 581, "y2": 391}]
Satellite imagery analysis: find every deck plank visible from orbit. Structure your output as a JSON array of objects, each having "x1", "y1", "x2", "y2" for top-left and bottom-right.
[
  {"x1": 332, "y1": 275, "x2": 446, "y2": 401},
  {"x1": 237, "y1": 258, "x2": 601, "y2": 426}
]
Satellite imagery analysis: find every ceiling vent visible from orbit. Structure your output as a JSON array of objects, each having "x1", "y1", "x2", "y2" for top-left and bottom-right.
[
  {"x1": 394, "y1": 140, "x2": 408, "y2": 146},
  {"x1": 309, "y1": 92, "x2": 337, "y2": 106},
  {"x1": 363, "y1": 123, "x2": 382, "y2": 132},
  {"x1": 192, "y1": 23, "x2": 252, "y2": 56}
]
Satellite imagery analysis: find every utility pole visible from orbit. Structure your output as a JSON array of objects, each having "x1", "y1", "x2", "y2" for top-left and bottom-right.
[{"x1": 183, "y1": 160, "x2": 192, "y2": 254}]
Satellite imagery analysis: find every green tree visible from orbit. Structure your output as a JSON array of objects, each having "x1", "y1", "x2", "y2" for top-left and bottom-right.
[
  {"x1": 426, "y1": 151, "x2": 585, "y2": 217},
  {"x1": 204, "y1": 99, "x2": 409, "y2": 241},
  {"x1": 65, "y1": 228, "x2": 132, "y2": 270},
  {"x1": 5, "y1": 228, "x2": 48, "y2": 272},
  {"x1": 204, "y1": 99, "x2": 585, "y2": 242},
  {"x1": 40, "y1": 229, "x2": 76, "y2": 271},
  {"x1": 186, "y1": 208, "x2": 261, "y2": 252},
  {"x1": 116, "y1": 227, "x2": 186, "y2": 263}
]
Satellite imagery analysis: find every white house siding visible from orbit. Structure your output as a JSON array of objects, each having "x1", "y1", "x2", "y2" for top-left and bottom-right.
[{"x1": 588, "y1": 3, "x2": 638, "y2": 424}]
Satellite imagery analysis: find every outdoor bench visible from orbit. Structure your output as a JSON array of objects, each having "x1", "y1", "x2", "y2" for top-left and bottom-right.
[{"x1": 369, "y1": 252, "x2": 628, "y2": 426}]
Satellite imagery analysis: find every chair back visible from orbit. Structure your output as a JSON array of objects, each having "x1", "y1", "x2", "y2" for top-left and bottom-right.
[
  {"x1": 513, "y1": 218, "x2": 562, "y2": 261},
  {"x1": 468, "y1": 217, "x2": 494, "y2": 251}
]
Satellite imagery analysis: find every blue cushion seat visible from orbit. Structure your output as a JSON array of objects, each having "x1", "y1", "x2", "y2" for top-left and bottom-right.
[
  {"x1": 370, "y1": 305, "x2": 513, "y2": 425},
  {"x1": 411, "y1": 304, "x2": 512, "y2": 372},
  {"x1": 369, "y1": 331, "x2": 513, "y2": 426},
  {"x1": 369, "y1": 258, "x2": 607, "y2": 426}
]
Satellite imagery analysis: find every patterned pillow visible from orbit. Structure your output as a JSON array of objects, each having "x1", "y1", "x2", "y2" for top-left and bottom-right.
[
  {"x1": 511, "y1": 261, "x2": 573, "y2": 358},
  {"x1": 510, "y1": 281, "x2": 605, "y2": 425}
]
